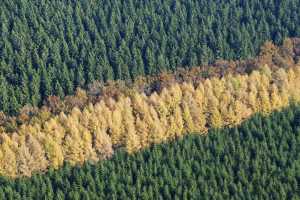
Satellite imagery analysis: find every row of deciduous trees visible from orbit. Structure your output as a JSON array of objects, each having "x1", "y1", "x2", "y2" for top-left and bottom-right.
[
  {"x1": 0, "y1": 105, "x2": 299, "y2": 199},
  {"x1": 0, "y1": 38, "x2": 299, "y2": 133},
  {"x1": 1, "y1": 64, "x2": 300, "y2": 177}
]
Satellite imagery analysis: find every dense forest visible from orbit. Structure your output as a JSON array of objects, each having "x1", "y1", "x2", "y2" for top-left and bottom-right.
[
  {"x1": 0, "y1": 38, "x2": 299, "y2": 126},
  {"x1": 0, "y1": 105, "x2": 299, "y2": 200},
  {"x1": 1, "y1": 0, "x2": 300, "y2": 114},
  {"x1": 1, "y1": 61, "x2": 300, "y2": 177},
  {"x1": 1, "y1": 1, "x2": 300, "y2": 198}
]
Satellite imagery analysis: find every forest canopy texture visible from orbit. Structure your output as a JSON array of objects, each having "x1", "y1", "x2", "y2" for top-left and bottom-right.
[
  {"x1": 1, "y1": 61, "x2": 300, "y2": 177},
  {"x1": 0, "y1": 105, "x2": 299, "y2": 199},
  {"x1": 1, "y1": 0, "x2": 300, "y2": 114},
  {"x1": 1, "y1": 1, "x2": 300, "y2": 199}
]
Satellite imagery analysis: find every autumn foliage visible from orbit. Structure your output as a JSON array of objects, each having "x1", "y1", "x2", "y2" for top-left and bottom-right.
[
  {"x1": 0, "y1": 62, "x2": 300, "y2": 177},
  {"x1": 1, "y1": 39, "x2": 300, "y2": 177}
]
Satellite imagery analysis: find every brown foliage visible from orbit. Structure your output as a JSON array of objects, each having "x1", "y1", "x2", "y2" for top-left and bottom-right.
[{"x1": 1, "y1": 38, "x2": 300, "y2": 178}]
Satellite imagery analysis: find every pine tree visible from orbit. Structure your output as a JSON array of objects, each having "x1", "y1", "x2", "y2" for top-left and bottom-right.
[
  {"x1": 148, "y1": 106, "x2": 166, "y2": 144},
  {"x1": 75, "y1": 64, "x2": 85, "y2": 88},
  {"x1": 270, "y1": 84, "x2": 282, "y2": 110},
  {"x1": 135, "y1": 116, "x2": 149, "y2": 148},
  {"x1": 40, "y1": 66, "x2": 52, "y2": 99},
  {"x1": 181, "y1": 101, "x2": 195, "y2": 133},
  {"x1": 207, "y1": 92, "x2": 223, "y2": 128},
  {"x1": 0, "y1": 75, "x2": 9, "y2": 113},
  {"x1": 110, "y1": 100, "x2": 124, "y2": 145},
  {"x1": 17, "y1": 140, "x2": 35, "y2": 177},
  {"x1": 173, "y1": 106, "x2": 184, "y2": 137},
  {"x1": 30, "y1": 72, "x2": 41, "y2": 106},
  {"x1": 62, "y1": 109, "x2": 85, "y2": 164},
  {"x1": 43, "y1": 136, "x2": 64, "y2": 169},
  {"x1": 93, "y1": 128, "x2": 113, "y2": 160},
  {"x1": 54, "y1": 81, "x2": 65, "y2": 98},
  {"x1": 248, "y1": 82, "x2": 259, "y2": 113},
  {"x1": 145, "y1": 46, "x2": 155, "y2": 75},
  {"x1": 0, "y1": 135, "x2": 17, "y2": 177},
  {"x1": 122, "y1": 98, "x2": 141, "y2": 153},
  {"x1": 209, "y1": 107, "x2": 223, "y2": 129},
  {"x1": 258, "y1": 87, "x2": 271, "y2": 115}
]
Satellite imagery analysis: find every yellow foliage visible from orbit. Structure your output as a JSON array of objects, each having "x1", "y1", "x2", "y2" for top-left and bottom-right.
[
  {"x1": 126, "y1": 131, "x2": 141, "y2": 154},
  {"x1": 43, "y1": 137, "x2": 64, "y2": 169},
  {"x1": 270, "y1": 84, "x2": 283, "y2": 110},
  {"x1": 2, "y1": 64, "x2": 300, "y2": 177},
  {"x1": 110, "y1": 106, "x2": 124, "y2": 145},
  {"x1": 258, "y1": 87, "x2": 272, "y2": 115},
  {"x1": 135, "y1": 116, "x2": 149, "y2": 148},
  {"x1": 209, "y1": 107, "x2": 223, "y2": 128},
  {"x1": 0, "y1": 141, "x2": 17, "y2": 177},
  {"x1": 248, "y1": 82, "x2": 259, "y2": 112},
  {"x1": 93, "y1": 128, "x2": 113, "y2": 159},
  {"x1": 182, "y1": 101, "x2": 195, "y2": 133},
  {"x1": 148, "y1": 106, "x2": 166, "y2": 144}
]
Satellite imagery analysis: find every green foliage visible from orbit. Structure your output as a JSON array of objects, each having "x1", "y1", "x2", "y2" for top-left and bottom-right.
[
  {"x1": 1, "y1": 0, "x2": 300, "y2": 114},
  {"x1": 0, "y1": 105, "x2": 300, "y2": 199}
]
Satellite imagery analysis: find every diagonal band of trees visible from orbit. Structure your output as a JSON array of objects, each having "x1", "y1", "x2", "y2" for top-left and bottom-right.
[
  {"x1": 0, "y1": 103, "x2": 300, "y2": 199},
  {"x1": 1, "y1": 63, "x2": 300, "y2": 177}
]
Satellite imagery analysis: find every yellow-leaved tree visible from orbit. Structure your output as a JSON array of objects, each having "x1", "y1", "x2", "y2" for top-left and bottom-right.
[
  {"x1": 181, "y1": 83, "x2": 196, "y2": 133},
  {"x1": 207, "y1": 91, "x2": 223, "y2": 128},
  {"x1": 270, "y1": 84, "x2": 283, "y2": 110},
  {"x1": 2, "y1": 64, "x2": 300, "y2": 177},
  {"x1": 258, "y1": 87, "x2": 271, "y2": 115},
  {"x1": 0, "y1": 134, "x2": 17, "y2": 177},
  {"x1": 123, "y1": 98, "x2": 141, "y2": 153},
  {"x1": 132, "y1": 92, "x2": 151, "y2": 148},
  {"x1": 109, "y1": 99, "x2": 125, "y2": 145}
]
